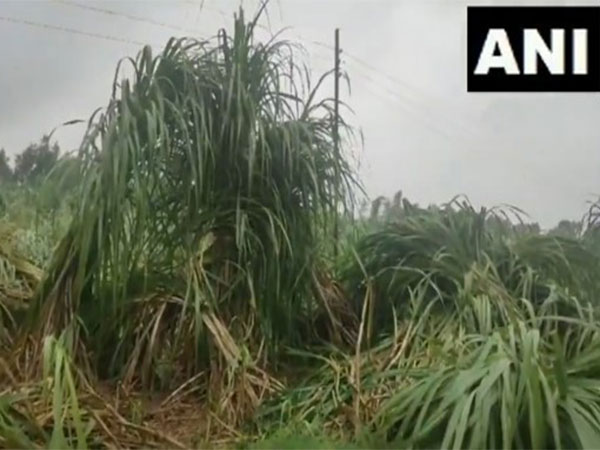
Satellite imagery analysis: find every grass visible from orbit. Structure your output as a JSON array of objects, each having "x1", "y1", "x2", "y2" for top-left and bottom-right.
[
  {"x1": 29, "y1": 7, "x2": 358, "y2": 392},
  {"x1": 1, "y1": 5, "x2": 600, "y2": 449}
]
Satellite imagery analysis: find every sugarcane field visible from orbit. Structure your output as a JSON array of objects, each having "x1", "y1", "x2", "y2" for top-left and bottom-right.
[{"x1": 2, "y1": 1, "x2": 600, "y2": 449}]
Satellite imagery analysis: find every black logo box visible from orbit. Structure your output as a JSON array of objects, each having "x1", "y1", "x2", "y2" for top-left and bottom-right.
[{"x1": 467, "y1": 7, "x2": 600, "y2": 92}]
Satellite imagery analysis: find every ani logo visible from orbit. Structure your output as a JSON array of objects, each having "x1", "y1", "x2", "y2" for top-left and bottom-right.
[{"x1": 467, "y1": 7, "x2": 600, "y2": 92}]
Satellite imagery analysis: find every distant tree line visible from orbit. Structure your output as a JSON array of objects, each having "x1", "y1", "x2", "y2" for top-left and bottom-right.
[
  {"x1": 0, "y1": 135, "x2": 83, "y2": 223},
  {"x1": 0, "y1": 135, "x2": 60, "y2": 184}
]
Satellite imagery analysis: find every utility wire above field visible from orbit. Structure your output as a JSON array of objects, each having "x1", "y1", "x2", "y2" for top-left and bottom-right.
[
  {"x1": 0, "y1": 15, "x2": 149, "y2": 47},
  {"x1": 300, "y1": 42, "x2": 482, "y2": 141},
  {"x1": 1, "y1": 8, "x2": 479, "y2": 148},
  {"x1": 3, "y1": 2, "x2": 478, "y2": 143},
  {"x1": 53, "y1": 0, "x2": 194, "y2": 33},
  {"x1": 1, "y1": 8, "x2": 475, "y2": 143},
  {"x1": 44, "y1": 0, "x2": 484, "y2": 134},
  {"x1": 295, "y1": 40, "x2": 563, "y2": 189}
]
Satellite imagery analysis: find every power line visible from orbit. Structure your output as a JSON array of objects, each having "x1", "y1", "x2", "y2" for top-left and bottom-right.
[
  {"x1": 306, "y1": 37, "x2": 433, "y2": 87},
  {"x1": 46, "y1": 0, "x2": 486, "y2": 114},
  {"x1": 5, "y1": 9, "x2": 472, "y2": 140},
  {"x1": 0, "y1": 2, "x2": 472, "y2": 137},
  {"x1": 54, "y1": 0, "x2": 190, "y2": 33},
  {"x1": 308, "y1": 39, "x2": 447, "y2": 105},
  {"x1": 343, "y1": 50, "x2": 444, "y2": 104},
  {"x1": 296, "y1": 38, "x2": 484, "y2": 139},
  {"x1": 53, "y1": 0, "x2": 251, "y2": 39},
  {"x1": 325, "y1": 53, "x2": 484, "y2": 151},
  {"x1": 357, "y1": 76, "x2": 472, "y2": 145},
  {"x1": 0, "y1": 15, "x2": 150, "y2": 47},
  {"x1": 348, "y1": 61, "x2": 481, "y2": 140},
  {"x1": 310, "y1": 50, "x2": 462, "y2": 147},
  {"x1": 302, "y1": 43, "x2": 481, "y2": 140},
  {"x1": 300, "y1": 36, "x2": 463, "y2": 110}
]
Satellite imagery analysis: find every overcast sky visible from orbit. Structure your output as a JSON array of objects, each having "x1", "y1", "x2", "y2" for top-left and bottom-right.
[{"x1": 1, "y1": 0, "x2": 599, "y2": 227}]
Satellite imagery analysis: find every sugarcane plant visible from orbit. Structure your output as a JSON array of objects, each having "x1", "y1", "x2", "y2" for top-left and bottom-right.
[{"x1": 27, "y1": 7, "x2": 358, "y2": 389}]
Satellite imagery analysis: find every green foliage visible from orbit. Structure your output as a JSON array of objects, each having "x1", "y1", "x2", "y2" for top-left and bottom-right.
[
  {"x1": 0, "y1": 149, "x2": 13, "y2": 184},
  {"x1": 13, "y1": 135, "x2": 59, "y2": 184},
  {"x1": 343, "y1": 200, "x2": 598, "y2": 335},
  {"x1": 255, "y1": 198, "x2": 600, "y2": 449},
  {"x1": 0, "y1": 221, "x2": 46, "y2": 346},
  {"x1": 549, "y1": 220, "x2": 582, "y2": 239},
  {"x1": 2, "y1": 6, "x2": 600, "y2": 450},
  {"x1": 374, "y1": 317, "x2": 600, "y2": 449},
  {"x1": 31, "y1": 8, "x2": 358, "y2": 385},
  {"x1": 0, "y1": 332, "x2": 91, "y2": 450}
]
